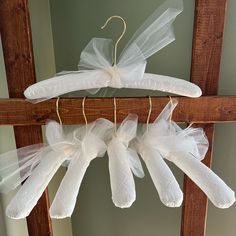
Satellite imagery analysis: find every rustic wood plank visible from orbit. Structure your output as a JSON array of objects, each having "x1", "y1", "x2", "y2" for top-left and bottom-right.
[
  {"x1": 0, "y1": 1, "x2": 52, "y2": 235},
  {"x1": 0, "y1": 96, "x2": 236, "y2": 125},
  {"x1": 181, "y1": 0, "x2": 227, "y2": 235}
]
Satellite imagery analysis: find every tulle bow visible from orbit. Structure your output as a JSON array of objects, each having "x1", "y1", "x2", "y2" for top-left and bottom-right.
[
  {"x1": 79, "y1": 38, "x2": 147, "y2": 88},
  {"x1": 135, "y1": 99, "x2": 235, "y2": 208},
  {"x1": 138, "y1": 101, "x2": 208, "y2": 161}
]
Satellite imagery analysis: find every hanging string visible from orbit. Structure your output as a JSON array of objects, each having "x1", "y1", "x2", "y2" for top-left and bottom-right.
[
  {"x1": 56, "y1": 97, "x2": 62, "y2": 125},
  {"x1": 113, "y1": 97, "x2": 117, "y2": 134},
  {"x1": 146, "y1": 96, "x2": 152, "y2": 132},
  {"x1": 101, "y1": 15, "x2": 127, "y2": 65},
  {"x1": 82, "y1": 97, "x2": 88, "y2": 132}
]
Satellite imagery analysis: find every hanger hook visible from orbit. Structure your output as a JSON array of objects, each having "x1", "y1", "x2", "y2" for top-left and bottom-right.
[
  {"x1": 101, "y1": 15, "x2": 127, "y2": 65},
  {"x1": 168, "y1": 96, "x2": 173, "y2": 125},
  {"x1": 113, "y1": 97, "x2": 117, "y2": 134},
  {"x1": 146, "y1": 96, "x2": 152, "y2": 132},
  {"x1": 82, "y1": 97, "x2": 88, "y2": 132},
  {"x1": 56, "y1": 97, "x2": 62, "y2": 125}
]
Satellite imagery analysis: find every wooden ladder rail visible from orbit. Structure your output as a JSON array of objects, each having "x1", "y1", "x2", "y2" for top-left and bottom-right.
[
  {"x1": 181, "y1": 0, "x2": 228, "y2": 235},
  {"x1": 0, "y1": 0, "x2": 52, "y2": 235},
  {"x1": 1, "y1": 96, "x2": 236, "y2": 125}
]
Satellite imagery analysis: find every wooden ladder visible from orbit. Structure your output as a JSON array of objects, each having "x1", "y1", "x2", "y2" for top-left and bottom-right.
[{"x1": 0, "y1": 0, "x2": 233, "y2": 235}]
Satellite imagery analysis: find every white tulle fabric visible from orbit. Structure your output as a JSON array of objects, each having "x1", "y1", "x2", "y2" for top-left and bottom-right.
[
  {"x1": 0, "y1": 119, "x2": 114, "y2": 219},
  {"x1": 0, "y1": 144, "x2": 46, "y2": 193},
  {"x1": 24, "y1": 0, "x2": 202, "y2": 103},
  {"x1": 49, "y1": 119, "x2": 114, "y2": 218},
  {"x1": 107, "y1": 114, "x2": 144, "y2": 208},
  {"x1": 134, "y1": 99, "x2": 236, "y2": 208}
]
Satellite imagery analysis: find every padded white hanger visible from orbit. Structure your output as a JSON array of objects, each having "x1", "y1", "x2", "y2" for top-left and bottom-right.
[
  {"x1": 134, "y1": 98, "x2": 235, "y2": 209},
  {"x1": 24, "y1": 0, "x2": 202, "y2": 103},
  {"x1": 134, "y1": 97, "x2": 183, "y2": 207},
  {"x1": 107, "y1": 98, "x2": 144, "y2": 208},
  {"x1": 0, "y1": 99, "x2": 113, "y2": 219},
  {"x1": 49, "y1": 98, "x2": 114, "y2": 218}
]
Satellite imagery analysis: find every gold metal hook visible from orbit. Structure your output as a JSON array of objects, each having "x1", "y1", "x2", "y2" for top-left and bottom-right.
[
  {"x1": 113, "y1": 97, "x2": 117, "y2": 134},
  {"x1": 146, "y1": 96, "x2": 152, "y2": 132},
  {"x1": 187, "y1": 122, "x2": 194, "y2": 129},
  {"x1": 101, "y1": 15, "x2": 127, "y2": 65},
  {"x1": 82, "y1": 97, "x2": 88, "y2": 131},
  {"x1": 169, "y1": 96, "x2": 173, "y2": 124},
  {"x1": 56, "y1": 97, "x2": 62, "y2": 125}
]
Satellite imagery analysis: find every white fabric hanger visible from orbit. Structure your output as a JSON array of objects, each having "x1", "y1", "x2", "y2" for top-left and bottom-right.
[
  {"x1": 107, "y1": 98, "x2": 144, "y2": 208},
  {"x1": 49, "y1": 98, "x2": 114, "y2": 218},
  {"x1": 24, "y1": 0, "x2": 202, "y2": 103},
  {"x1": 133, "y1": 97, "x2": 183, "y2": 207},
  {"x1": 49, "y1": 118, "x2": 114, "y2": 218},
  {"x1": 134, "y1": 98, "x2": 235, "y2": 208},
  {"x1": 4, "y1": 119, "x2": 78, "y2": 219},
  {"x1": 0, "y1": 98, "x2": 114, "y2": 219}
]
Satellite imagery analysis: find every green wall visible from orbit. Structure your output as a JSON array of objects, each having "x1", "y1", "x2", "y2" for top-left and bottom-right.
[
  {"x1": 0, "y1": 0, "x2": 235, "y2": 235},
  {"x1": 48, "y1": 0, "x2": 236, "y2": 235}
]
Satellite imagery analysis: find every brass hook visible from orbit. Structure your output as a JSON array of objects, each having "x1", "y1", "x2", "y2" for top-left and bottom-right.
[
  {"x1": 146, "y1": 96, "x2": 152, "y2": 132},
  {"x1": 101, "y1": 15, "x2": 127, "y2": 65},
  {"x1": 113, "y1": 97, "x2": 117, "y2": 134},
  {"x1": 187, "y1": 122, "x2": 194, "y2": 129},
  {"x1": 169, "y1": 96, "x2": 173, "y2": 124},
  {"x1": 56, "y1": 97, "x2": 62, "y2": 125},
  {"x1": 82, "y1": 97, "x2": 88, "y2": 132}
]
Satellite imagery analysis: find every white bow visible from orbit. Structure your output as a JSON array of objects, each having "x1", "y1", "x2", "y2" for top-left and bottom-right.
[{"x1": 78, "y1": 38, "x2": 147, "y2": 89}]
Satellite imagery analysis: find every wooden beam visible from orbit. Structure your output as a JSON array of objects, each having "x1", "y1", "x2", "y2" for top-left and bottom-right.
[
  {"x1": 0, "y1": 1, "x2": 52, "y2": 235},
  {"x1": 0, "y1": 96, "x2": 236, "y2": 125},
  {"x1": 181, "y1": 0, "x2": 227, "y2": 236}
]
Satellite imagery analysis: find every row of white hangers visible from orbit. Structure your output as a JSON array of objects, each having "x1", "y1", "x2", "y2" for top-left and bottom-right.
[{"x1": 1, "y1": 97, "x2": 235, "y2": 219}]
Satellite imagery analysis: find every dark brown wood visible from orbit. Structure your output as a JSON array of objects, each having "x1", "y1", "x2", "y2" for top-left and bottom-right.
[
  {"x1": 0, "y1": 1, "x2": 52, "y2": 235},
  {"x1": 181, "y1": 0, "x2": 227, "y2": 235},
  {"x1": 0, "y1": 96, "x2": 236, "y2": 125}
]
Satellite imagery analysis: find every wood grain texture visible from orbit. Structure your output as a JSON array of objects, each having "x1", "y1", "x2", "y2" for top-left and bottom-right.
[
  {"x1": 0, "y1": 96, "x2": 236, "y2": 125},
  {"x1": 0, "y1": 0, "x2": 52, "y2": 235},
  {"x1": 181, "y1": 0, "x2": 227, "y2": 235}
]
